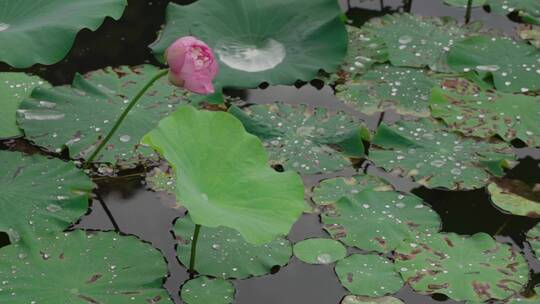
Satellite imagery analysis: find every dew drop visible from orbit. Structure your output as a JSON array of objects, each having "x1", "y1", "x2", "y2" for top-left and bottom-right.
[
  {"x1": 0, "y1": 23, "x2": 9, "y2": 32},
  {"x1": 46, "y1": 204, "x2": 62, "y2": 213},
  {"x1": 119, "y1": 135, "x2": 131, "y2": 143},
  {"x1": 216, "y1": 39, "x2": 286, "y2": 72},
  {"x1": 316, "y1": 253, "x2": 333, "y2": 264},
  {"x1": 398, "y1": 35, "x2": 413, "y2": 44}
]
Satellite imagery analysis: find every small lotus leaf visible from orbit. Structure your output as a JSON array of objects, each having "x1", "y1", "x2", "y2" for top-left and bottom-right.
[
  {"x1": 444, "y1": 0, "x2": 487, "y2": 7},
  {"x1": 293, "y1": 238, "x2": 347, "y2": 265},
  {"x1": 488, "y1": 179, "x2": 540, "y2": 217},
  {"x1": 181, "y1": 276, "x2": 235, "y2": 304},
  {"x1": 341, "y1": 296, "x2": 404, "y2": 304}
]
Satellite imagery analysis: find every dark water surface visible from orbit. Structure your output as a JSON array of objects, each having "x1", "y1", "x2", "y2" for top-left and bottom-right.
[{"x1": 1, "y1": 0, "x2": 539, "y2": 303}]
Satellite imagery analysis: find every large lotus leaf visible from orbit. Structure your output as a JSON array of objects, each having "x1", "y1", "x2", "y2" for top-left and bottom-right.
[
  {"x1": 430, "y1": 86, "x2": 540, "y2": 146},
  {"x1": 0, "y1": 230, "x2": 171, "y2": 303},
  {"x1": 175, "y1": 216, "x2": 292, "y2": 279},
  {"x1": 488, "y1": 0, "x2": 540, "y2": 25},
  {"x1": 526, "y1": 223, "x2": 540, "y2": 257},
  {"x1": 341, "y1": 296, "x2": 404, "y2": 304},
  {"x1": 293, "y1": 238, "x2": 347, "y2": 265},
  {"x1": 488, "y1": 179, "x2": 540, "y2": 217},
  {"x1": 229, "y1": 102, "x2": 368, "y2": 175},
  {"x1": 143, "y1": 105, "x2": 305, "y2": 244},
  {"x1": 0, "y1": 151, "x2": 94, "y2": 245},
  {"x1": 395, "y1": 232, "x2": 528, "y2": 302},
  {"x1": 18, "y1": 65, "x2": 190, "y2": 167},
  {"x1": 0, "y1": 0, "x2": 127, "y2": 68},
  {"x1": 150, "y1": 0, "x2": 347, "y2": 89},
  {"x1": 447, "y1": 35, "x2": 540, "y2": 93},
  {"x1": 335, "y1": 254, "x2": 403, "y2": 297},
  {"x1": 444, "y1": 0, "x2": 487, "y2": 7},
  {"x1": 359, "y1": 14, "x2": 469, "y2": 71},
  {"x1": 322, "y1": 191, "x2": 440, "y2": 253},
  {"x1": 0, "y1": 73, "x2": 49, "y2": 139},
  {"x1": 312, "y1": 174, "x2": 391, "y2": 206},
  {"x1": 336, "y1": 65, "x2": 439, "y2": 117},
  {"x1": 342, "y1": 25, "x2": 388, "y2": 76},
  {"x1": 370, "y1": 119, "x2": 515, "y2": 190},
  {"x1": 181, "y1": 276, "x2": 235, "y2": 304}
]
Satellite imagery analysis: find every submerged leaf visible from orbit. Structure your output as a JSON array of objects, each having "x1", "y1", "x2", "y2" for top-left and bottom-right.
[
  {"x1": 181, "y1": 276, "x2": 235, "y2": 304},
  {"x1": 395, "y1": 232, "x2": 528, "y2": 302},
  {"x1": 143, "y1": 106, "x2": 305, "y2": 244},
  {"x1": 293, "y1": 238, "x2": 347, "y2": 265},
  {"x1": 151, "y1": 0, "x2": 347, "y2": 88},
  {"x1": 488, "y1": 179, "x2": 540, "y2": 217},
  {"x1": 229, "y1": 102, "x2": 368, "y2": 174}
]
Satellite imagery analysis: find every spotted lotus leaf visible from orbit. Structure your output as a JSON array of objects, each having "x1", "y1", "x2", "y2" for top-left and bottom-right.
[
  {"x1": 321, "y1": 191, "x2": 440, "y2": 253},
  {"x1": 18, "y1": 65, "x2": 190, "y2": 168},
  {"x1": 488, "y1": 0, "x2": 540, "y2": 25},
  {"x1": 526, "y1": 223, "x2": 540, "y2": 257},
  {"x1": 312, "y1": 174, "x2": 391, "y2": 206},
  {"x1": 444, "y1": 0, "x2": 487, "y2": 7},
  {"x1": 430, "y1": 86, "x2": 540, "y2": 147},
  {"x1": 370, "y1": 119, "x2": 515, "y2": 190},
  {"x1": 0, "y1": 73, "x2": 50, "y2": 139},
  {"x1": 181, "y1": 276, "x2": 235, "y2": 304},
  {"x1": 487, "y1": 179, "x2": 540, "y2": 218},
  {"x1": 293, "y1": 238, "x2": 347, "y2": 265},
  {"x1": 341, "y1": 296, "x2": 404, "y2": 304},
  {"x1": 175, "y1": 216, "x2": 292, "y2": 279},
  {"x1": 341, "y1": 25, "x2": 388, "y2": 77},
  {"x1": 447, "y1": 35, "x2": 540, "y2": 93},
  {"x1": 335, "y1": 254, "x2": 403, "y2": 297},
  {"x1": 336, "y1": 65, "x2": 439, "y2": 117},
  {"x1": 229, "y1": 102, "x2": 368, "y2": 174},
  {"x1": 0, "y1": 230, "x2": 171, "y2": 303},
  {"x1": 359, "y1": 14, "x2": 471, "y2": 71},
  {"x1": 0, "y1": 151, "x2": 94, "y2": 245},
  {"x1": 395, "y1": 232, "x2": 528, "y2": 302}
]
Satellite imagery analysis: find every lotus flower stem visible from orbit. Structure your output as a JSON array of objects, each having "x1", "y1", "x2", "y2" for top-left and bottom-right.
[
  {"x1": 84, "y1": 69, "x2": 169, "y2": 167},
  {"x1": 189, "y1": 224, "x2": 202, "y2": 277},
  {"x1": 465, "y1": 0, "x2": 473, "y2": 24},
  {"x1": 380, "y1": 0, "x2": 384, "y2": 11},
  {"x1": 404, "y1": 0, "x2": 412, "y2": 12}
]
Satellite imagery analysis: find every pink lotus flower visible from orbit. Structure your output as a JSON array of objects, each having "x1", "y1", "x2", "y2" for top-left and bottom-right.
[{"x1": 166, "y1": 36, "x2": 219, "y2": 95}]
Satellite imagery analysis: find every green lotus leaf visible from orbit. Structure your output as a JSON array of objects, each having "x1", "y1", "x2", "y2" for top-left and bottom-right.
[
  {"x1": 0, "y1": 0, "x2": 127, "y2": 68},
  {"x1": 444, "y1": 0, "x2": 487, "y2": 7},
  {"x1": 342, "y1": 25, "x2": 388, "y2": 77},
  {"x1": 321, "y1": 191, "x2": 440, "y2": 253},
  {"x1": 358, "y1": 14, "x2": 470, "y2": 71},
  {"x1": 487, "y1": 179, "x2": 540, "y2": 217},
  {"x1": 18, "y1": 65, "x2": 190, "y2": 168},
  {"x1": 488, "y1": 0, "x2": 540, "y2": 25},
  {"x1": 517, "y1": 24, "x2": 540, "y2": 49},
  {"x1": 526, "y1": 223, "x2": 540, "y2": 257},
  {"x1": 370, "y1": 119, "x2": 515, "y2": 190},
  {"x1": 0, "y1": 151, "x2": 94, "y2": 245},
  {"x1": 0, "y1": 230, "x2": 171, "y2": 303},
  {"x1": 143, "y1": 105, "x2": 305, "y2": 244},
  {"x1": 229, "y1": 102, "x2": 368, "y2": 175},
  {"x1": 335, "y1": 254, "x2": 403, "y2": 297},
  {"x1": 175, "y1": 216, "x2": 292, "y2": 279},
  {"x1": 336, "y1": 65, "x2": 439, "y2": 117},
  {"x1": 181, "y1": 276, "x2": 235, "y2": 304},
  {"x1": 341, "y1": 296, "x2": 405, "y2": 304},
  {"x1": 430, "y1": 85, "x2": 540, "y2": 146},
  {"x1": 0, "y1": 73, "x2": 50, "y2": 139},
  {"x1": 150, "y1": 0, "x2": 347, "y2": 89},
  {"x1": 293, "y1": 238, "x2": 347, "y2": 265},
  {"x1": 447, "y1": 35, "x2": 540, "y2": 93},
  {"x1": 312, "y1": 174, "x2": 391, "y2": 206},
  {"x1": 395, "y1": 232, "x2": 528, "y2": 302}
]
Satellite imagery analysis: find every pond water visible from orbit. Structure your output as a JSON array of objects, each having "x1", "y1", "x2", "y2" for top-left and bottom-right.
[{"x1": 0, "y1": 0, "x2": 539, "y2": 303}]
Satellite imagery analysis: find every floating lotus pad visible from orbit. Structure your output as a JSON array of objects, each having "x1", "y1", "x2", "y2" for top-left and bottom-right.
[
  {"x1": 336, "y1": 65, "x2": 439, "y2": 117},
  {"x1": 447, "y1": 35, "x2": 540, "y2": 93},
  {"x1": 175, "y1": 216, "x2": 292, "y2": 279},
  {"x1": 0, "y1": 151, "x2": 94, "y2": 245},
  {"x1": 0, "y1": 0, "x2": 127, "y2": 68},
  {"x1": 370, "y1": 119, "x2": 515, "y2": 190},
  {"x1": 143, "y1": 106, "x2": 305, "y2": 244},
  {"x1": 181, "y1": 276, "x2": 235, "y2": 304},
  {"x1": 526, "y1": 223, "x2": 540, "y2": 257},
  {"x1": 312, "y1": 174, "x2": 391, "y2": 206},
  {"x1": 229, "y1": 102, "x2": 368, "y2": 175},
  {"x1": 489, "y1": 0, "x2": 540, "y2": 25},
  {"x1": 444, "y1": 0, "x2": 487, "y2": 7},
  {"x1": 0, "y1": 230, "x2": 171, "y2": 303},
  {"x1": 18, "y1": 65, "x2": 190, "y2": 168},
  {"x1": 487, "y1": 179, "x2": 540, "y2": 217},
  {"x1": 151, "y1": 0, "x2": 347, "y2": 89},
  {"x1": 359, "y1": 14, "x2": 471, "y2": 71},
  {"x1": 0, "y1": 73, "x2": 49, "y2": 139},
  {"x1": 293, "y1": 238, "x2": 347, "y2": 265},
  {"x1": 335, "y1": 254, "x2": 403, "y2": 297},
  {"x1": 341, "y1": 296, "x2": 404, "y2": 304},
  {"x1": 395, "y1": 232, "x2": 528, "y2": 302},
  {"x1": 430, "y1": 86, "x2": 540, "y2": 147}
]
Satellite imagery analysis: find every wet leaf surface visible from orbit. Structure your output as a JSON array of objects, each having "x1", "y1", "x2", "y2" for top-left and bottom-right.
[
  {"x1": 293, "y1": 238, "x2": 347, "y2": 265},
  {"x1": 488, "y1": 178, "x2": 540, "y2": 217},
  {"x1": 312, "y1": 174, "x2": 391, "y2": 206},
  {"x1": 395, "y1": 232, "x2": 528, "y2": 302},
  {"x1": 181, "y1": 276, "x2": 235, "y2": 304}
]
